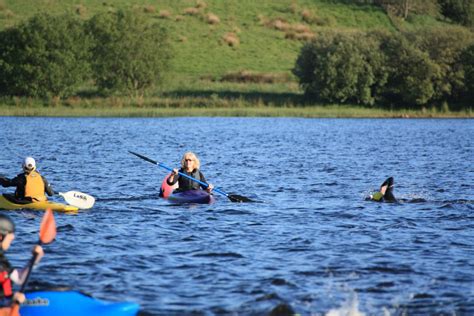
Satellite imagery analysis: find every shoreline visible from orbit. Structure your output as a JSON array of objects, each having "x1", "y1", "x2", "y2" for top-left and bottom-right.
[{"x1": 0, "y1": 105, "x2": 472, "y2": 118}]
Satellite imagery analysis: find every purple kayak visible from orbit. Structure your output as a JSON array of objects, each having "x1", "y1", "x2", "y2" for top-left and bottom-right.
[{"x1": 167, "y1": 190, "x2": 215, "y2": 204}]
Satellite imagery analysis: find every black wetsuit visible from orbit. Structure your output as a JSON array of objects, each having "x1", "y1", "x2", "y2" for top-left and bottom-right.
[
  {"x1": 166, "y1": 168, "x2": 209, "y2": 192},
  {"x1": 0, "y1": 172, "x2": 54, "y2": 203}
]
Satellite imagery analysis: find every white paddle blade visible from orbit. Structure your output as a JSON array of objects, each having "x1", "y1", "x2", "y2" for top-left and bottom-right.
[{"x1": 59, "y1": 191, "x2": 95, "y2": 209}]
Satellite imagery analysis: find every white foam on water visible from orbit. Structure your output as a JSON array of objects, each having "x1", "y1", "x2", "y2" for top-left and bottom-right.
[{"x1": 325, "y1": 292, "x2": 365, "y2": 316}]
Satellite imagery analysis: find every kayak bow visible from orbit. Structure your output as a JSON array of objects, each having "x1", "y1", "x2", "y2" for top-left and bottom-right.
[
  {"x1": 22, "y1": 290, "x2": 140, "y2": 316},
  {"x1": 0, "y1": 194, "x2": 78, "y2": 212}
]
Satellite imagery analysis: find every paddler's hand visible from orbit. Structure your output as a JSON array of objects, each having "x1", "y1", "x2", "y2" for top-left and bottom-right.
[
  {"x1": 32, "y1": 245, "x2": 44, "y2": 265},
  {"x1": 206, "y1": 183, "x2": 214, "y2": 193},
  {"x1": 172, "y1": 168, "x2": 179, "y2": 175},
  {"x1": 13, "y1": 292, "x2": 26, "y2": 304}
]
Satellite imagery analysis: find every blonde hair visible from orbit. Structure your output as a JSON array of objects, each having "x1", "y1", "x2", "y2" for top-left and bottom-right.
[{"x1": 181, "y1": 152, "x2": 200, "y2": 169}]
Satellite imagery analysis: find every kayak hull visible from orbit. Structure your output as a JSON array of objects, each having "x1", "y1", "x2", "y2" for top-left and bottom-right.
[
  {"x1": 161, "y1": 174, "x2": 214, "y2": 204},
  {"x1": 167, "y1": 189, "x2": 215, "y2": 204},
  {"x1": 0, "y1": 194, "x2": 78, "y2": 212},
  {"x1": 22, "y1": 290, "x2": 139, "y2": 316}
]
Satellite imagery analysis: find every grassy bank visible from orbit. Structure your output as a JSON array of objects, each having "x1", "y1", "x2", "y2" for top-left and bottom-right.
[{"x1": 1, "y1": 103, "x2": 472, "y2": 118}]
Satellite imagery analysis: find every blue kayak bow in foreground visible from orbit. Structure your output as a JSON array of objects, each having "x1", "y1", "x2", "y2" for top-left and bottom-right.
[
  {"x1": 129, "y1": 151, "x2": 252, "y2": 203},
  {"x1": 22, "y1": 289, "x2": 140, "y2": 316}
]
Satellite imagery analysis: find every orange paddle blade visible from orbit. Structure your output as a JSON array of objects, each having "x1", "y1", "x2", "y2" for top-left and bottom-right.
[
  {"x1": 9, "y1": 303, "x2": 20, "y2": 316},
  {"x1": 39, "y1": 209, "x2": 56, "y2": 244}
]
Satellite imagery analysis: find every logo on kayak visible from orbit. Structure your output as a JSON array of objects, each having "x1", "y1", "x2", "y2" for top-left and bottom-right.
[
  {"x1": 73, "y1": 193, "x2": 88, "y2": 201},
  {"x1": 24, "y1": 297, "x2": 50, "y2": 306}
]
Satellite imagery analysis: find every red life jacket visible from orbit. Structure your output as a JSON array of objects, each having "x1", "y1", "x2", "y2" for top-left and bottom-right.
[{"x1": 0, "y1": 271, "x2": 12, "y2": 298}]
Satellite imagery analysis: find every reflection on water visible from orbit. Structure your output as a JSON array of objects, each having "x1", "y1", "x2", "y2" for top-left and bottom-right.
[{"x1": 1, "y1": 117, "x2": 473, "y2": 315}]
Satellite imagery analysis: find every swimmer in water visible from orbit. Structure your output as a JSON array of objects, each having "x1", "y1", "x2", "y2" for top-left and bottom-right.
[{"x1": 368, "y1": 177, "x2": 397, "y2": 202}]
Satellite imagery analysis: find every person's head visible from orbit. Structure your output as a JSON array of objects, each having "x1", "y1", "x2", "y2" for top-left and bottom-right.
[
  {"x1": 23, "y1": 157, "x2": 36, "y2": 174},
  {"x1": 0, "y1": 214, "x2": 15, "y2": 250},
  {"x1": 181, "y1": 152, "x2": 200, "y2": 170}
]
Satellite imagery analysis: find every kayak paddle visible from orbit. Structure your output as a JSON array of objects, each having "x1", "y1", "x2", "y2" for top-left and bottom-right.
[
  {"x1": 10, "y1": 208, "x2": 57, "y2": 316},
  {"x1": 56, "y1": 191, "x2": 95, "y2": 209},
  {"x1": 129, "y1": 151, "x2": 253, "y2": 203}
]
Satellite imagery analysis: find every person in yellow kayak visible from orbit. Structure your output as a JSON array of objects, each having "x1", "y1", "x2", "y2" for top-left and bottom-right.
[
  {"x1": 0, "y1": 157, "x2": 54, "y2": 204},
  {"x1": 167, "y1": 152, "x2": 214, "y2": 193},
  {"x1": 0, "y1": 214, "x2": 44, "y2": 316}
]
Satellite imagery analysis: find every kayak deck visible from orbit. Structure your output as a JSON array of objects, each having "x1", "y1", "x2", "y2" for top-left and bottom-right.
[
  {"x1": 0, "y1": 194, "x2": 79, "y2": 212},
  {"x1": 22, "y1": 290, "x2": 139, "y2": 316},
  {"x1": 160, "y1": 174, "x2": 214, "y2": 204}
]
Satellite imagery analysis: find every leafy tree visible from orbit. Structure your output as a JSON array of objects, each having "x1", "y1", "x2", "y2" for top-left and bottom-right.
[
  {"x1": 87, "y1": 10, "x2": 172, "y2": 97},
  {"x1": 438, "y1": 0, "x2": 473, "y2": 26},
  {"x1": 375, "y1": 0, "x2": 440, "y2": 19},
  {"x1": 293, "y1": 31, "x2": 387, "y2": 106},
  {"x1": 460, "y1": 44, "x2": 474, "y2": 100},
  {"x1": 404, "y1": 26, "x2": 474, "y2": 102},
  {"x1": 377, "y1": 32, "x2": 441, "y2": 107},
  {"x1": 0, "y1": 13, "x2": 91, "y2": 98}
]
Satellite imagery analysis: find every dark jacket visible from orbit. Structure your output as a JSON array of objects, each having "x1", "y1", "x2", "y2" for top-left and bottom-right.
[
  {"x1": 0, "y1": 171, "x2": 54, "y2": 202},
  {"x1": 166, "y1": 168, "x2": 208, "y2": 192}
]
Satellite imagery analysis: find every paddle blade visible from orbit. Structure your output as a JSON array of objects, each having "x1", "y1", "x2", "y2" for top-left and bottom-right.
[
  {"x1": 39, "y1": 209, "x2": 56, "y2": 244},
  {"x1": 129, "y1": 151, "x2": 158, "y2": 165},
  {"x1": 228, "y1": 194, "x2": 253, "y2": 203},
  {"x1": 9, "y1": 303, "x2": 19, "y2": 316},
  {"x1": 59, "y1": 191, "x2": 95, "y2": 209}
]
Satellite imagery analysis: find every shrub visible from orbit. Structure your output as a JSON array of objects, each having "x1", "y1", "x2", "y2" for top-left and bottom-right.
[
  {"x1": 459, "y1": 44, "x2": 474, "y2": 100},
  {"x1": 0, "y1": 13, "x2": 91, "y2": 98},
  {"x1": 403, "y1": 26, "x2": 474, "y2": 102},
  {"x1": 158, "y1": 10, "x2": 171, "y2": 19},
  {"x1": 86, "y1": 10, "x2": 172, "y2": 96},
  {"x1": 222, "y1": 32, "x2": 239, "y2": 47},
  {"x1": 375, "y1": 31, "x2": 440, "y2": 107},
  {"x1": 206, "y1": 13, "x2": 220, "y2": 25},
  {"x1": 439, "y1": 0, "x2": 473, "y2": 26},
  {"x1": 293, "y1": 31, "x2": 387, "y2": 106}
]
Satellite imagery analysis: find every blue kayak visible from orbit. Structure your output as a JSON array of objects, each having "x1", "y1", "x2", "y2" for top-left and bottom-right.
[
  {"x1": 167, "y1": 190, "x2": 215, "y2": 204},
  {"x1": 21, "y1": 290, "x2": 139, "y2": 316}
]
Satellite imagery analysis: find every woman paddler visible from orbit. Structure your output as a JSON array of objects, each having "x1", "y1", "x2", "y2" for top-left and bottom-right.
[{"x1": 167, "y1": 152, "x2": 214, "y2": 193}]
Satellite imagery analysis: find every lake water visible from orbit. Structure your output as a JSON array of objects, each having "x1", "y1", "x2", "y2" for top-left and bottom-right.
[{"x1": 0, "y1": 117, "x2": 473, "y2": 315}]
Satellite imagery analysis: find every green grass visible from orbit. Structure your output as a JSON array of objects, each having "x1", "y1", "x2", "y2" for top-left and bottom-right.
[
  {"x1": 1, "y1": 101, "x2": 472, "y2": 118},
  {"x1": 0, "y1": 0, "x2": 471, "y2": 117},
  {"x1": 0, "y1": 0, "x2": 395, "y2": 79}
]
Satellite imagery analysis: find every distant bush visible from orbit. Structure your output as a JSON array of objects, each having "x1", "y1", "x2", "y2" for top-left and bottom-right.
[
  {"x1": 293, "y1": 31, "x2": 387, "y2": 106},
  {"x1": 404, "y1": 26, "x2": 474, "y2": 103},
  {"x1": 438, "y1": 0, "x2": 473, "y2": 26},
  {"x1": 222, "y1": 32, "x2": 239, "y2": 47},
  {"x1": 0, "y1": 13, "x2": 91, "y2": 98},
  {"x1": 460, "y1": 44, "x2": 474, "y2": 100},
  {"x1": 86, "y1": 10, "x2": 172, "y2": 96},
  {"x1": 374, "y1": 31, "x2": 440, "y2": 107},
  {"x1": 220, "y1": 70, "x2": 291, "y2": 84},
  {"x1": 293, "y1": 29, "x2": 470, "y2": 107}
]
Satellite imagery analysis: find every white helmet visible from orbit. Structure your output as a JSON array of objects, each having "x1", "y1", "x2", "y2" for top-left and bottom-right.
[{"x1": 23, "y1": 157, "x2": 36, "y2": 172}]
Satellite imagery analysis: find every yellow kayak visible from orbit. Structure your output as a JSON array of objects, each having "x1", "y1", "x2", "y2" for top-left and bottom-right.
[{"x1": 0, "y1": 194, "x2": 78, "y2": 212}]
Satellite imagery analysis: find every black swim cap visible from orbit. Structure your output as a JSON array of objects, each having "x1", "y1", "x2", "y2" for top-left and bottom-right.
[{"x1": 0, "y1": 214, "x2": 15, "y2": 235}]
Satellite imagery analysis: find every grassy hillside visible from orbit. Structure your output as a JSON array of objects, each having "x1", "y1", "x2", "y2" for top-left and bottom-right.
[
  {"x1": 1, "y1": 0, "x2": 470, "y2": 117},
  {"x1": 0, "y1": 0, "x2": 447, "y2": 80}
]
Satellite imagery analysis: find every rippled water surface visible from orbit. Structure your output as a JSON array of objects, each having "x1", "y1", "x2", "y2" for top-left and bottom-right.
[{"x1": 1, "y1": 117, "x2": 473, "y2": 315}]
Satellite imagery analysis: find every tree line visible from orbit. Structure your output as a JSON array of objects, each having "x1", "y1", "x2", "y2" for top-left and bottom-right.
[
  {"x1": 343, "y1": 0, "x2": 473, "y2": 26},
  {"x1": 0, "y1": 10, "x2": 473, "y2": 110},
  {"x1": 293, "y1": 27, "x2": 474, "y2": 109},
  {"x1": 0, "y1": 11, "x2": 171, "y2": 99}
]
